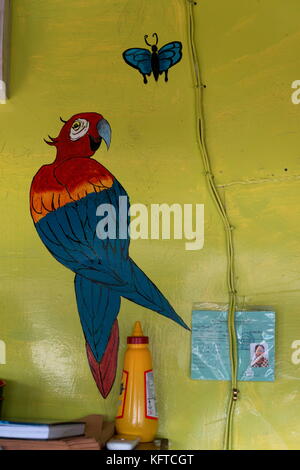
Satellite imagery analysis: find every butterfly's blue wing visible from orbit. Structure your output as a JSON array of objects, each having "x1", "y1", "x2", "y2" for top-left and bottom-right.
[
  {"x1": 158, "y1": 42, "x2": 182, "y2": 73},
  {"x1": 123, "y1": 48, "x2": 152, "y2": 75}
]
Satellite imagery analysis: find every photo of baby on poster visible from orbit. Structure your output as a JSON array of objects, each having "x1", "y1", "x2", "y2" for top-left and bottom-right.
[{"x1": 250, "y1": 343, "x2": 269, "y2": 368}]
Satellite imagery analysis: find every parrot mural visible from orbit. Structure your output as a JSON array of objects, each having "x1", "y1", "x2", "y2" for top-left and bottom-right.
[{"x1": 30, "y1": 112, "x2": 189, "y2": 398}]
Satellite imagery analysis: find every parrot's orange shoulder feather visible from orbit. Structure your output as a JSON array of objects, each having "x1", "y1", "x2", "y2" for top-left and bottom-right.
[{"x1": 30, "y1": 158, "x2": 114, "y2": 223}]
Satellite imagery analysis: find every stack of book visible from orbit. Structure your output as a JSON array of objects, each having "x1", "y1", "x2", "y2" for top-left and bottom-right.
[
  {"x1": 0, "y1": 436, "x2": 101, "y2": 450},
  {"x1": 0, "y1": 415, "x2": 114, "y2": 451}
]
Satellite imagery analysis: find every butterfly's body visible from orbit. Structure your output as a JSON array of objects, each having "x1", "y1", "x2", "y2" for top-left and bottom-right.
[
  {"x1": 151, "y1": 47, "x2": 160, "y2": 82},
  {"x1": 123, "y1": 34, "x2": 182, "y2": 84}
]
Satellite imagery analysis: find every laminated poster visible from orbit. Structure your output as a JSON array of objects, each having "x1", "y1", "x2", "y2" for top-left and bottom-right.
[{"x1": 191, "y1": 309, "x2": 275, "y2": 382}]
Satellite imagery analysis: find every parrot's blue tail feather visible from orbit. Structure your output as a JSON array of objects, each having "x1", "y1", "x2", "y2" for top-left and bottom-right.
[
  {"x1": 123, "y1": 259, "x2": 190, "y2": 330},
  {"x1": 74, "y1": 274, "x2": 121, "y2": 398}
]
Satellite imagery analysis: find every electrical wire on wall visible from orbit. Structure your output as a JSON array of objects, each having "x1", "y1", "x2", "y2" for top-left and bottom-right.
[{"x1": 185, "y1": 0, "x2": 239, "y2": 450}]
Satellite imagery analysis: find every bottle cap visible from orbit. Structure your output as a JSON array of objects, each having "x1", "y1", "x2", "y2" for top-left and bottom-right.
[{"x1": 127, "y1": 321, "x2": 149, "y2": 344}]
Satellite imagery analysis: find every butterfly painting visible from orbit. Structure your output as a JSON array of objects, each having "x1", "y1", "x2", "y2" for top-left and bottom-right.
[{"x1": 122, "y1": 33, "x2": 183, "y2": 84}]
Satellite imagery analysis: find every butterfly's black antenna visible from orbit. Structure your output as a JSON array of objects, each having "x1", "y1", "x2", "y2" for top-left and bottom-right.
[
  {"x1": 144, "y1": 33, "x2": 159, "y2": 47},
  {"x1": 152, "y1": 33, "x2": 158, "y2": 45},
  {"x1": 60, "y1": 117, "x2": 67, "y2": 124},
  {"x1": 144, "y1": 35, "x2": 151, "y2": 47}
]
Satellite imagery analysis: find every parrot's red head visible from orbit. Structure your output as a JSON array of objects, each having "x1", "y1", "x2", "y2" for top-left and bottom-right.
[{"x1": 45, "y1": 112, "x2": 111, "y2": 162}]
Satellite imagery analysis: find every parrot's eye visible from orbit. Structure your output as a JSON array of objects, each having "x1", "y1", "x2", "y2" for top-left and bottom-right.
[{"x1": 70, "y1": 118, "x2": 89, "y2": 141}]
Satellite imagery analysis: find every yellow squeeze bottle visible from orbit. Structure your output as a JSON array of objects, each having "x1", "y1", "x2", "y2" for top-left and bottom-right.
[{"x1": 115, "y1": 321, "x2": 158, "y2": 442}]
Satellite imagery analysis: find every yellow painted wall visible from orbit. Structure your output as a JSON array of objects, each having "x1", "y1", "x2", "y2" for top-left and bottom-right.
[{"x1": 1, "y1": 0, "x2": 300, "y2": 450}]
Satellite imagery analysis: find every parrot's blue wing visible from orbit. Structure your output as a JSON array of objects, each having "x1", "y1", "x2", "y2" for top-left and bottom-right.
[
  {"x1": 158, "y1": 41, "x2": 182, "y2": 72},
  {"x1": 122, "y1": 48, "x2": 152, "y2": 75},
  {"x1": 35, "y1": 180, "x2": 131, "y2": 290},
  {"x1": 35, "y1": 180, "x2": 189, "y2": 331}
]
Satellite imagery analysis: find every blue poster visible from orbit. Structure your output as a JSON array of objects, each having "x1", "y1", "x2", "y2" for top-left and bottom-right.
[{"x1": 191, "y1": 309, "x2": 275, "y2": 382}]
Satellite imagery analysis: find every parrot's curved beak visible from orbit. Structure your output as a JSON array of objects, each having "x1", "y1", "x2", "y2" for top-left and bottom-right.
[{"x1": 97, "y1": 118, "x2": 111, "y2": 150}]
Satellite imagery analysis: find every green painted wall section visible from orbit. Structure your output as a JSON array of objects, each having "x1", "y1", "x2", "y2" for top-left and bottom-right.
[{"x1": 0, "y1": 0, "x2": 300, "y2": 450}]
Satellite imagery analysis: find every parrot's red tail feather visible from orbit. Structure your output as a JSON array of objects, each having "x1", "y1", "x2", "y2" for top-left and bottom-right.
[{"x1": 86, "y1": 320, "x2": 119, "y2": 398}]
